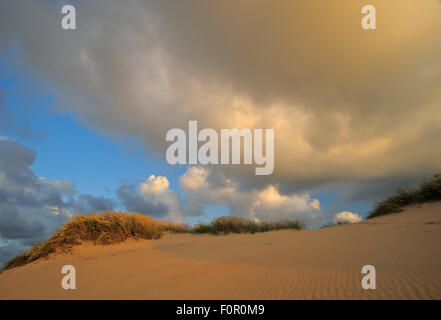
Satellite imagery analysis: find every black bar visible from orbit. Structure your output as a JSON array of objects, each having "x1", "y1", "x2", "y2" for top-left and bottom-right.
[{"x1": 1, "y1": 300, "x2": 439, "y2": 318}]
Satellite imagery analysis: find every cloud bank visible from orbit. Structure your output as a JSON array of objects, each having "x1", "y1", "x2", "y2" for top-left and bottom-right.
[
  {"x1": 0, "y1": 0, "x2": 439, "y2": 195},
  {"x1": 180, "y1": 167, "x2": 322, "y2": 224},
  {"x1": 116, "y1": 166, "x2": 323, "y2": 224}
]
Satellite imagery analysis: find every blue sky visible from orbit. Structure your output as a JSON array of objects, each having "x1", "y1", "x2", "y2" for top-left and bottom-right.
[{"x1": 0, "y1": 65, "x2": 184, "y2": 202}]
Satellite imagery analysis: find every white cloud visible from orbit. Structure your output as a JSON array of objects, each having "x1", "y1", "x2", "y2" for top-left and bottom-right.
[
  {"x1": 179, "y1": 167, "x2": 209, "y2": 191},
  {"x1": 180, "y1": 167, "x2": 322, "y2": 224},
  {"x1": 138, "y1": 175, "x2": 183, "y2": 221},
  {"x1": 140, "y1": 175, "x2": 170, "y2": 195},
  {"x1": 117, "y1": 166, "x2": 322, "y2": 224},
  {"x1": 333, "y1": 211, "x2": 362, "y2": 224}
]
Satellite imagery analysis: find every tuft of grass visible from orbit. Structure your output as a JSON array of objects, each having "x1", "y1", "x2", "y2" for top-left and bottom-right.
[
  {"x1": 3, "y1": 211, "x2": 187, "y2": 271},
  {"x1": 192, "y1": 216, "x2": 304, "y2": 235},
  {"x1": 368, "y1": 174, "x2": 441, "y2": 219}
]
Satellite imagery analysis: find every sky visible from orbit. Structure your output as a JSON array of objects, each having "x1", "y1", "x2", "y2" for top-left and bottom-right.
[{"x1": 0, "y1": 0, "x2": 440, "y2": 264}]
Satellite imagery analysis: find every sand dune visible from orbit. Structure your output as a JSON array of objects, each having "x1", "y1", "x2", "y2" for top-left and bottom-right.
[{"x1": 0, "y1": 203, "x2": 440, "y2": 299}]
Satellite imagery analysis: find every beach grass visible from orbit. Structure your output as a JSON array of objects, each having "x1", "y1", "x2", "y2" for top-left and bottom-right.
[
  {"x1": 368, "y1": 173, "x2": 441, "y2": 219},
  {"x1": 2, "y1": 212, "x2": 186, "y2": 271},
  {"x1": 192, "y1": 216, "x2": 304, "y2": 234}
]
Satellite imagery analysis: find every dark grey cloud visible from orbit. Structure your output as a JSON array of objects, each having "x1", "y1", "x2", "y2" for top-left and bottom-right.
[
  {"x1": 0, "y1": 209, "x2": 45, "y2": 240},
  {"x1": 116, "y1": 184, "x2": 169, "y2": 217},
  {"x1": 0, "y1": 241, "x2": 26, "y2": 266},
  {"x1": 0, "y1": 137, "x2": 115, "y2": 265},
  {"x1": 0, "y1": 136, "x2": 36, "y2": 185},
  {"x1": 76, "y1": 194, "x2": 115, "y2": 212},
  {"x1": 326, "y1": 175, "x2": 430, "y2": 207}
]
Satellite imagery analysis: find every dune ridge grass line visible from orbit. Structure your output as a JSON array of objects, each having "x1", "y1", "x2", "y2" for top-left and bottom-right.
[
  {"x1": 2, "y1": 212, "x2": 303, "y2": 271},
  {"x1": 193, "y1": 216, "x2": 304, "y2": 234},
  {"x1": 368, "y1": 173, "x2": 441, "y2": 219}
]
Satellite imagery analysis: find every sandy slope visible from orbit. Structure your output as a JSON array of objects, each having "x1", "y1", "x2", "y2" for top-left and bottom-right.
[{"x1": 0, "y1": 203, "x2": 440, "y2": 299}]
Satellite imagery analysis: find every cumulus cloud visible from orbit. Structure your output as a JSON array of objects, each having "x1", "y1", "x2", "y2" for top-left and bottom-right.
[
  {"x1": 333, "y1": 211, "x2": 362, "y2": 224},
  {"x1": 0, "y1": 0, "x2": 440, "y2": 199},
  {"x1": 116, "y1": 175, "x2": 182, "y2": 220},
  {"x1": 180, "y1": 167, "x2": 322, "y2": 224},
  {"x1": 116, "y1": 184, "x2": 168, "y2": 218},
  {"x1": 115, "y1": 166, "x2": 323, "y2": 224},
  {"x1": 139, "y1": 175, "x2": 183, "y2": 221},
  {"x1": 0, "y1": 137, "x2": 114, "y2": 264}
]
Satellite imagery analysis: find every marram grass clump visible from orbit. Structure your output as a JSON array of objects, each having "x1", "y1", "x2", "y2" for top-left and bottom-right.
[
  {"x1": 3, "y1": 211, "x2": 188, "y2": 271},
  {"x1": 368, "y1": 174, "x2": 441, "y2": 219}
]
